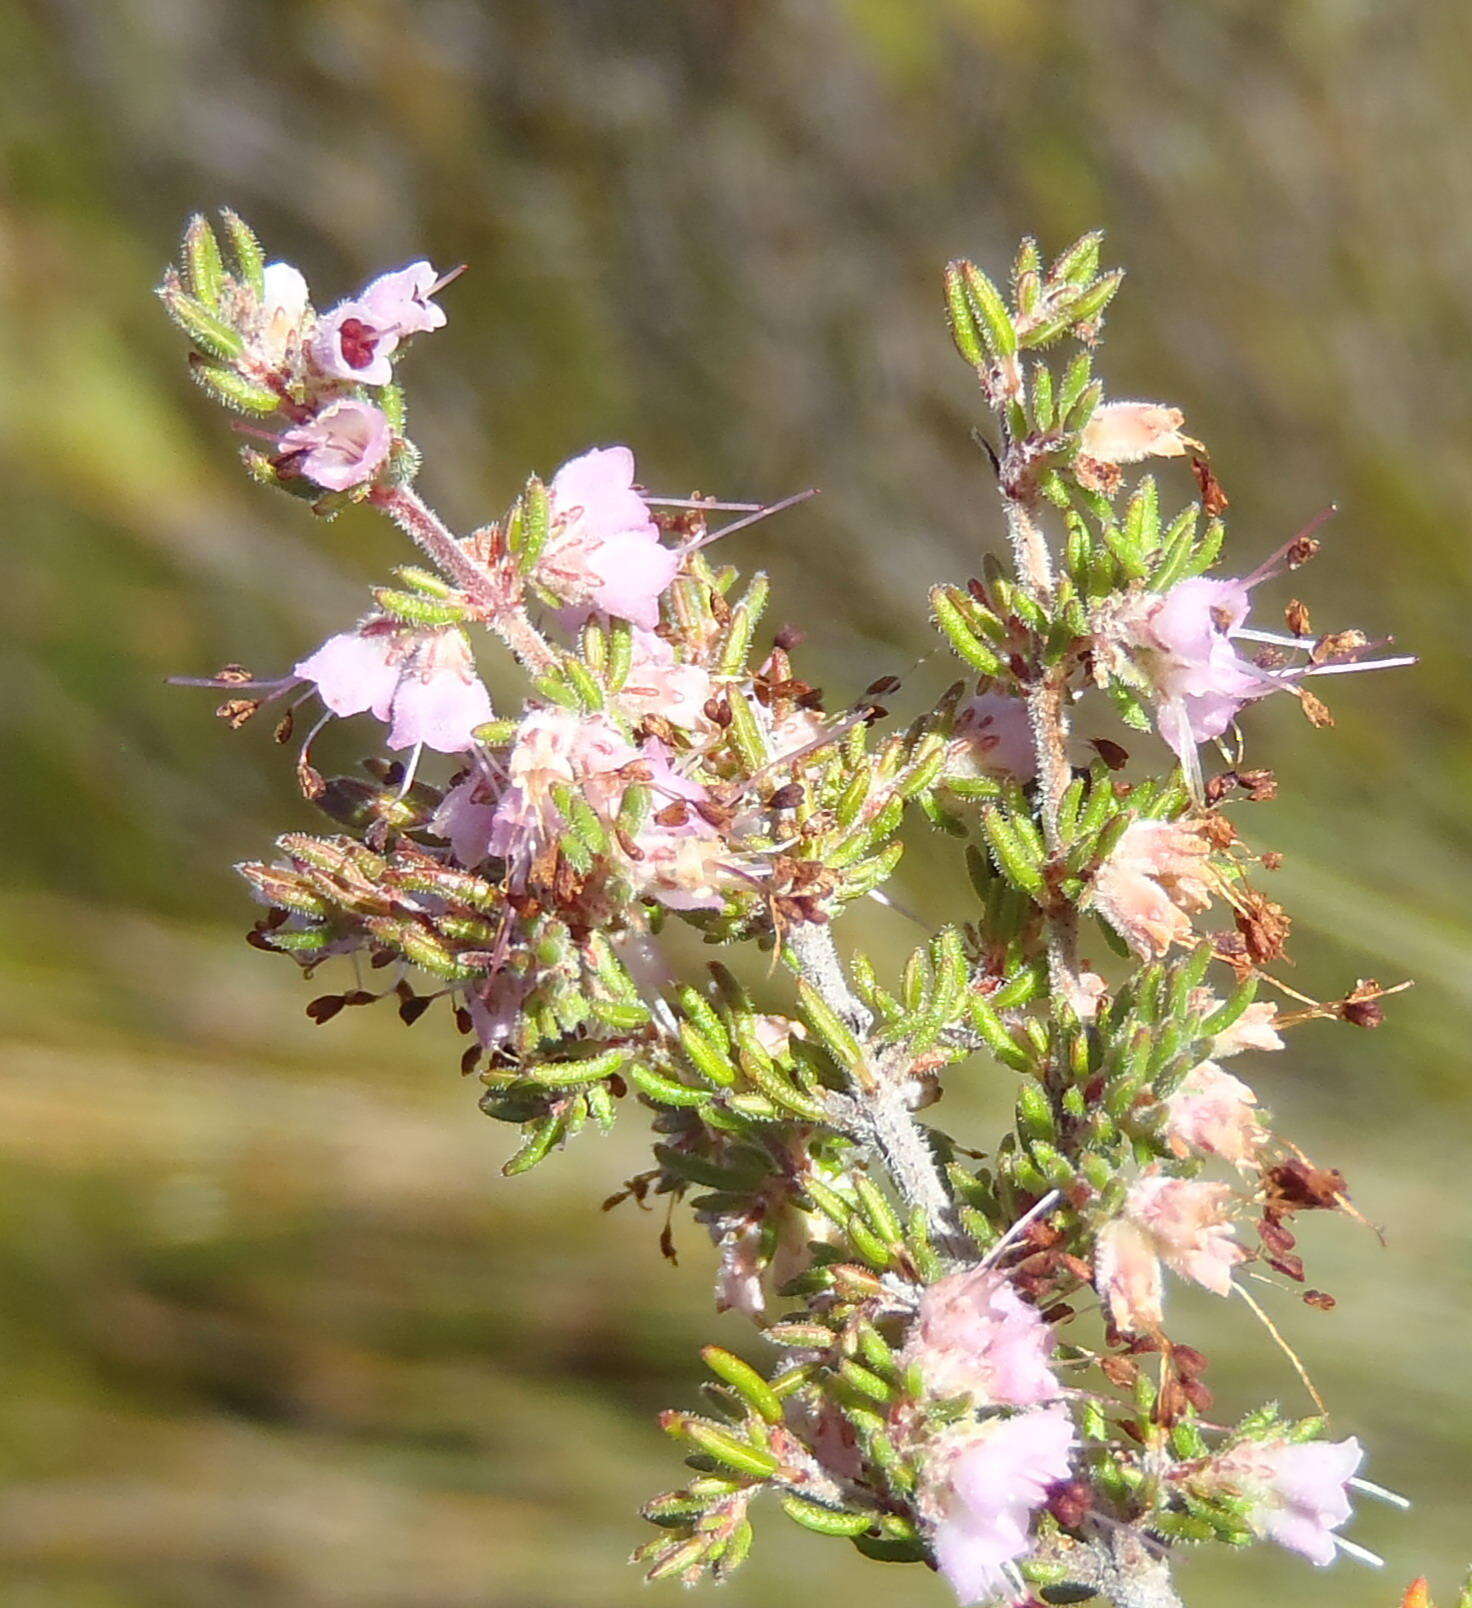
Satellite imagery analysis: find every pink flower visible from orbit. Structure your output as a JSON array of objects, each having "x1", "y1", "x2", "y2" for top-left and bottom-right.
[
  {"x1": 947, "y1": 692, "x2": 1036, "y2": 783},
  {"x1": 465, "y1": 968, "x2": 531, "y2": 1049},
  {"x1": 1062, "y1": 968, "x2": 1108, "y2": 1023},
  {"x1": 358, "y1": 261, "x2": 449, "y2": 336},
  {"x1": 713, "y1": 1219, "x2": 767, "y2": 1319},
  {"x1": 276, "y1": 399, "x2": 393, "y2": 492},
  {"x1": 1127, "y1": 578, "x2": 1270, "y2": 778},
  {"x1": 257, "y1": 261, "x2": 310, "y2": 365},
  {"x1": 1079, "y1": 401, "x2": 1195, "y2": 466},
  {"x1": 1207, "y1": 1437, "x2": 1365, "y2": 1566},
  {"x1": 614, "y1": 630, "x2": 714, "y2": 729},
  {"x1": 900, "y1": 1266, "x2": 1059, "y2": 1407},
  {"x1": 625, "y1": 741, "x2": 740, "y2": 913},
  {"x1": 1094, "y1": 568, "x2": 1412, "y2": 792},
  {"x1": 486, "y1": 706, "x2": 637, "y2": 884},
  {"x1": 1093, "y1": 1217, "x2": 1164, "y2": 1335},
  {"x1": 1208, "y1": 999, "x2": 1284, "y2": 1058},
  {"x1": 432, "y1": 770, "x2": 500, "y2": 867},
  {"x1": 312, "y1": 260, "x2": 449, "y2": 385},
  {"x1": 294, "y1": 621, "x2": 493, "y2": 752},
  {"x1": 1098, "y1": 1173, "x2": 1245, "y2": 1332},
  {"x1": 1162, "y1": 1061, "x2": 1266, "y2": 1171},
  {"x1": 539, "y1": 447, "x2": 680, "y2": 629},
  {"x1": 1089, "y1": 817, "x2": 1214, "y2": 959},
  {"x1": 927, "y1": 1407, "x2": 1075, "y2": 1605}
]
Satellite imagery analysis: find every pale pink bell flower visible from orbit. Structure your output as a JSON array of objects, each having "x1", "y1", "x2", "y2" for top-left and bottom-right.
[
  {"x1": 900, "y1": 1265, "x2": 1059, "y2": 1407},
  {"x1": 1090, "y1": 816, "x2": 1214, "y2": 959},
  {"x1": 312, "y1": 259, "x2": 450, "y2": 385},
  {"x1": 294, "y1": 620, "x2": 493, "y2": 752},
  {"x1": 1097, "y1": 1172, "x2": 1246, "y2": 1332},
  {"x1": 1079, "y1": 400, "x2": 1195, "y2": 466},
  {"x1": 257, "y1": 261, "x2": 310, "y2": 366},
  {"x1": 1207, "y1": 1436, "x2": 1371, "y2": 1567},
  {"x1": 539, "y1": 447, "x2": 680, "y2": 629},
  {"x1": 485, "y1": 706, "x2": 637, "y2": 884},
  {"x1": 276, "y1": 398, "x2": 393, "y2": 492},
  {"x1": 1095, "y1": 555, "x2": 1412, "y2": 794},
  {"x1": 947, "y1": 691, "x2": 1037, "y2": 783},
  {"x1": 927, "y1": 1406, "x2": 1075, "y2": 1605},
  {"x1": 1162, "y1": 1060, "x2": 1266, "y2": 1171}
]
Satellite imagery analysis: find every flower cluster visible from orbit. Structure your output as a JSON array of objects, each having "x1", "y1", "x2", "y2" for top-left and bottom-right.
[{"x1": 162, "y1": 217, "x2": 1415, "y2": 1608}]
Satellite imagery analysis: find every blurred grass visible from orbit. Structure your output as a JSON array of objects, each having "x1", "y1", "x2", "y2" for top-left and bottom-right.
[{"x1": 2, "y1": 1, "x2": 1470, "y2": 1602}]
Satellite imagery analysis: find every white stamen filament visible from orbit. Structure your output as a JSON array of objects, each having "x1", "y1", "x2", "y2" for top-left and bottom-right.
[
  {"x1": 393, "y1": 741, "x2": 424, "y2": 802},
  {"x1": 1233, "y1": 627, "x2": 1314, "y2": 648},
  {"x1": 1298, "y1": 654, "x2": 1417, "y2": 677},
  {"x1": 1332, "y1": 1535, "x2": 1384, "y2": 1568},
  {"x1": 1348, "y1": 1476, "x2": 1411, "y2": 1509},
  {"x1": 978, "y1": 1189, "x2": 1062, "y2": 1270},
  {"x1": 644, "y1": 496, "x2": 764, "y2": 511}
]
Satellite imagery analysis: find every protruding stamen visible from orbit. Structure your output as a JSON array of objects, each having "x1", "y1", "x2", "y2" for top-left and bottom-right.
[
  {"x1": 1298, "y1": 654, "x2": 1417, "y2": 677},
  {"x1": 645, "y1": 496, "x2": 765, "y2": 511},
  {"x1": 979, "y1": 1189, "x2": 1063, "y2": 1270},
  {"x1": 1349, "y1": 1476, "x2": 1411, "y2": 1510},
  {"x1": 1242, "y1": 505, "x2": 1337, "y2": 587},
  {"x1": 1332, "y1": 1535, "x2": 1385, "y2": 1568},
  {"x1": 684, "y1": 487, "x2": 820, "y2": 551},
  {"x1": 429, "y1": 263, "x2": 468, "y2": 296}
]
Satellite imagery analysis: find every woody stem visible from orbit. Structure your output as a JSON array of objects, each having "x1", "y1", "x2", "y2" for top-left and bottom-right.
[
  {"x1": 788, "y1": 923, "x2": 970, "y2": 1261},
  {"x1": 371, "y1": 483, "x2": 560, "y2": 678}
]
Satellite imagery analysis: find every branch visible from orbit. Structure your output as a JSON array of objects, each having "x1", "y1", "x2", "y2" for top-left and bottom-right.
[
  {"x1": 1035, "y1": 1528, "x2": 1184, "y2": 1608},
  {"x1": 371, "y1": 483, "x2": 560, "y2": 677},
  {"x1": 1005, "y1": 493, "x2": 1083, "y2": 1007},
  {"x1": 788, "y1": 923, "x2": 972, "y2": 1262}
]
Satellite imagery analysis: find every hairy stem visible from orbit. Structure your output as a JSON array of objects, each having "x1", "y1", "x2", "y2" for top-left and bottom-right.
[
  {"x1": 1004, "y1": 493, "x2": 1055, "y2": 599},
  {"x1": 788, "y1": 923, "x2": 971, "y2": 1261},
  {"x1": 372, "y1": 483, "x2": 560, "y2": 677},
  {"x1": 1005, "y1": 493, "x2": 1083, "y2": 1006},
  {"x1": 1035, "y1": 1529, "x2": 1184, "y2": 1608},
  {"x1": 1028, "y1": 662, "x2": 1082, "y2": 1002}
]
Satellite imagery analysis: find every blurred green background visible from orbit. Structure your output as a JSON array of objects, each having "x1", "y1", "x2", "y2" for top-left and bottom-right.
[{"x1": 3, "y1": 2, "x2": 1469, "y2": 1604}]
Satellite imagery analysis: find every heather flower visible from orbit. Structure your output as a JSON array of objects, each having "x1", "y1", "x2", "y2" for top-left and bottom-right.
[
  {"x1": 294, "y1": 620, "x2": 493, "y2": 752},
  {"x1": 625, "y1": 742, "x2": 741, "y2": 912},
  {"x1": 1205, "y1": 1436, "x2": 1366, "y2": 1566},
  {"x1": 1209, "y1": 999, "x2": 1284, "y2": 1057},
  {"x1": 1094, "y1": 570, "x2": 1411, "y2": 792},
  {"x1": 464, "y1": 967, "x2": 532, "y2": 1049},
  {"x1": 946, "y1": 691, "x2": 1036, "y2": 783},
  {"x1": 615, "y1": 630, "x2": 714, "y2": 730},
  {"x1": 713, "y1": 1219, "x2": 767, "y2": 1318},
  {"x1": 925, "y1": 1406, "x2": 1075, "y2": 1605},
  {"x1": 312, "y1": 259, "x2": 449, "y2": 385},
  {"x1": 1089, "y1": 816, "x2": 1214, "y2": 959},
  {"x1": 1098, "y1": 1173, "x2": 1245, "y2": 1331},
  {"x1": 539, "y1": 447, "x2": 680, "y2": 629},
  {"x1": 358, "y1": 261, "x2": 450, "y2": 336},
  {"x1": 1117, "y1": 577, "x2": 1270, "y2": 784},
  {"x1": 901, "y1": 1265, "x2": 1059, "y2": 1407},
  {"x1": 431, "y1": 768, "x2": 501, "y2": 867},
  {"x1": 486, "y1": 706, "x2": 637, "y2": 884},
  {"x1": 257, "y1": 261, "x2": 310, "y2": 366},
  {"x1": 1079, "y1": 400, "x2": 1195, "y2": 466},
  {"x1": 1162, "y1": 1060, "x2": 1266, "y2": 1170},
  {"x1": 276, "y1": 398, "x2": 393, "y2": 492},
  {"x1": 1093, "y1": 1217, "x2": 1164, "y2": 1335},
  {"x1": 1062, "y1": 967, "x2": 1108, "y2": 1023}
]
